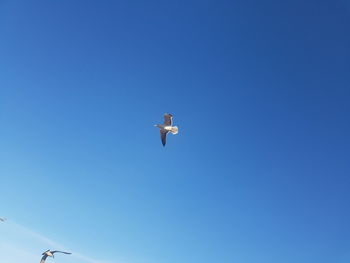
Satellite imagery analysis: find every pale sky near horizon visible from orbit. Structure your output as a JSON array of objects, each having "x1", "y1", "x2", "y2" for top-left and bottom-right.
[{"x1": 1, "y1": 1, "x2": 350, "y2": 263}]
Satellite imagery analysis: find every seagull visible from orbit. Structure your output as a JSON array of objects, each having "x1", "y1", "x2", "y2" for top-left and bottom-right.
[
  {"x1": 154, "y1": 113, "x2": 179, "y2": 146},
  {"x1": 0, "y1": 217, "x2": 6, "y2": 222},
  {"x1": 40, "y1": 250, "x2": 72, "y2": 263}
]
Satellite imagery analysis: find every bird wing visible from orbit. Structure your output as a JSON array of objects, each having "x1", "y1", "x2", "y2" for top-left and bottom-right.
[
  {"x1": 40, "y1": 254, "x2": 49, "y2": 263},
  {"x1": 163, "y1": 113, "x2": 173, "y2": 126},
  {"x1": 52, "y1": 251, "x2": 72, "y2": 255},
  {"x1": 160, "y1": 130, "x2": 168, "y2": 146}
]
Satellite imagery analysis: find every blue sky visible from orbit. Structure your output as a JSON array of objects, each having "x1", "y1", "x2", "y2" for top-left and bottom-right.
[{"x1": 0, "y1": 0, "x2": 350, "y2": 263}]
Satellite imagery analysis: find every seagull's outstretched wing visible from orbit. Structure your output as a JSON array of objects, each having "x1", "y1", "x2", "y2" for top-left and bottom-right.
[
  {"x1": 163, "y1": 113, "x2": 173, "y2": 126},
  {"x1": 40, "y1": 254, "x2": 49, "y2": 263},
  {"x1": 160, "y1": 130, "x2": 168, "y2": 146},
  {"x1": 51, "y1": 251, "x2": 72, "y2": 255},
  {"x1": 0, "y1": 217, "x2": 6, "y2": 222}
]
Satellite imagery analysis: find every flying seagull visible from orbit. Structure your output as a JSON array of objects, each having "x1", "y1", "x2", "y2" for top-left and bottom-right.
[
  {"x1": 40, "y1": 250, "x2": 71, "y2": 263},
  {"x1": 154, "y1": 113, "x2": 178, "y2": 146},
  {"x1": 0, "y1": 217, "x2": 6, "y2": 222}
]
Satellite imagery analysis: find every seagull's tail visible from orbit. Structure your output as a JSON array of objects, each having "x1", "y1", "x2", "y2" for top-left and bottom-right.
[{"x1": 170, "y1": 126, "x2": 178, "y2": 134}]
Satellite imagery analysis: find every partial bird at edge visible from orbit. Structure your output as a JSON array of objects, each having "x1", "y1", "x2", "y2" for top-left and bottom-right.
[{"x1": 40, "y1": 250, "x2": 72, "y2": 263}]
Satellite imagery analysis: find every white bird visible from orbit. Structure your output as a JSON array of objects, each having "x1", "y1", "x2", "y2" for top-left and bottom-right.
[
  {"x1": 154, "y1": 113, "x2": 178, "y2": 146},
  {"x1": 40, "y1": 250, "x2": 71, "y2": 263},
  {"x1": 0, "y1": 217, "x2": 6, "y2": 222}
]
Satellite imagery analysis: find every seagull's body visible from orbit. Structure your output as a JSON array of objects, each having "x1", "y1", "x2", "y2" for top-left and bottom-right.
[
  {"x1": 0, "y1": 217, "x2": 6, "y2": 222},
  {"x1": 155, "y1": 113, "x2": 178, "y2": 146},
  {"x1": 40, "y1": 250, "x2": 71, "y2": 263}
]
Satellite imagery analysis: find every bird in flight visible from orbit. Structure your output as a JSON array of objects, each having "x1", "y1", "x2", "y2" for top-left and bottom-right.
[
  {"x1": 154, "y1": 113, "x2": 178, "y2": 146},
  {"x1": 40, "y1": 250, "x2": 71, "y2": 263},
  {"x1": 0, "y1": 217, "x2": 6, "y2": 222}
]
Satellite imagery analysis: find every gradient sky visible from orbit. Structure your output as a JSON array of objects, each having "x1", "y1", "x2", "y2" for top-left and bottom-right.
[{"x1": 1, "y1": 1, "x2": 350, "y2": 263}]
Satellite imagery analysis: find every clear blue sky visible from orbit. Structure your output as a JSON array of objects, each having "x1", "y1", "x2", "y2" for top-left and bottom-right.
[{"x1": 1, "y1": 0, "x2": 349, "y2": 263}]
